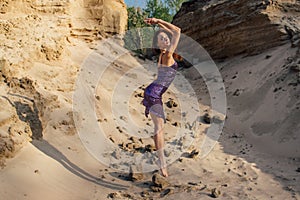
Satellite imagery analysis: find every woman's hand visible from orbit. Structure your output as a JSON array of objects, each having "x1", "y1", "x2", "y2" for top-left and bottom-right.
[{"x1": 144, "y1": 18, "x2": 159, "y2": 25}]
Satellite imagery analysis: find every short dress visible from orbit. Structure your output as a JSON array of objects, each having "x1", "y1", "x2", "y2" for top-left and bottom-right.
[{"x1": 142, "y1": 61, "x2": 178, "y2": 123}]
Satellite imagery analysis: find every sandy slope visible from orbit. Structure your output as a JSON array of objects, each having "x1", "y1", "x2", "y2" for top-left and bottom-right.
[{"x1": 0, "y1": 34, "x2": 299, "y2": 200}]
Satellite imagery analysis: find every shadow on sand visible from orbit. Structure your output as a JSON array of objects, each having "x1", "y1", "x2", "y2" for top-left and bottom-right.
[{"x1": 2, "y1": 94, "x2": 127, "y2": 190}]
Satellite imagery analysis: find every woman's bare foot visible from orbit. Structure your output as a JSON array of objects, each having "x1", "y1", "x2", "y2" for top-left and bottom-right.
[
  {"x1": 157, "y1": 159, "x2": 168, "y2": 177},
  {"x1": 160, "y1": 167, "x2": 168, "y2": 177}
]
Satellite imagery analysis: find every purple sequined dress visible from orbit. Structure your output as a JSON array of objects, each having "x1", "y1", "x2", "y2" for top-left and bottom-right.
[{"x1": 142, "y1": 62, "x2": 178, "y2": 122}]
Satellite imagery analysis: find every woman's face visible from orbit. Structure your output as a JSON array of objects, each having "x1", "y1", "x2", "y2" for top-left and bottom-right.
[{"x1": 157, "y1": 32, "x2": 170, "y2": 50}]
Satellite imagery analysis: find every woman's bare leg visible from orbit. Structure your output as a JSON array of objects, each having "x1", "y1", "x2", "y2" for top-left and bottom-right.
[{"x1": 150, "y1": 112, "x2": 168, "y2": 177}]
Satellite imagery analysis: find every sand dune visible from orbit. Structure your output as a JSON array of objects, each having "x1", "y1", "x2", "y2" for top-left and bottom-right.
[{"x1": 1, "y1": 36, "x2": 299, "y2": 199}]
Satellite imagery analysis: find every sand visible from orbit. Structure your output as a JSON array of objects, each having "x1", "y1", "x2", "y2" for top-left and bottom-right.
[{"x1": 0, "y1": 30, "x2": 299, "y2": 200}]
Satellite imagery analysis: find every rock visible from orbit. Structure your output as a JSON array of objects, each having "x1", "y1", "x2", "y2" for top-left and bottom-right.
[
  {"x1": 145, "y1": 144, "x2": 156, "y2": 153},
  {"x1": 290, "y1": 64, "x2": 300, "y2": 72},
  {"x1": 95, "y1": 95, "x2": 100, "y2": 101},
  {"x1": 126, "y1": 143, "x2": 135, "y2": 150},
  {"x1": 135, "y1": 92, "x2": 143, "y2": 98},
  {"x1": 111, "y1": 149, "x2": 121, "y2": 160},
  {"x1": 292, "y1": 39, "x2": 300, "y2": 47},
  {"x1": 128, "y1": 165, "x2": 143, "y2": 182},
  {"x1": 160, "y1": 187, "x2": 174, "y2": 197},
  {"x1": 166, "y1": 99, "x2": 178, "y2": 108},
  {"x1": 265, "y1": 55, "x2": 272, "y2": 59},
  {"x1": 109, "y1": 137, "x2": 115, "y2": 143},
  {"x1": 120, "y1": 115, "x2": 127, "y2": 122},
  {"x1": 120, "y1": 193, "x2": 133, "y2": 198},
  {"x1": 107, "y1": 192, "x2": 121, "y2": 198},
  {"x1": 152, "y1": 173, "x2": 170, "y2": 189},
  {"x1": 211, "y1": 188, "x2": 221, "y2": 198},
  {"x1": 0, "y1": 59, "x2": 7, "y2": 74},
  {"x1": 273, "y1": 87, "x2": 281, "y2": 93},
  {"x1": 172, "y1": 122, "x2": 179, "y2": 127},
  {"x1": 129, "y1": 136, "x2": 139, "y2": 144},
  {"x1": 189, "y1": 149, "x2": 199, "y2": 159},
  {"x1": 188, "y1": 182, "x2": 198, "y2": 186},
  {"x1": 116, "y1": 126, "x2": 123, "y2": 133},
  {"x1": 203, "y1": 113, "x2": 211, "y2": 124},
  {"x1": 119, "y1": 142, "x2": 127, "y2": 150},
  {"x1": 2, "y1": 0, "x2": 127, "y2": 43},
  {"x1": 173, "y1": 0, "x2": 300, "y2": 60},
  {"x1": 150, "y1": 186, "x2": 162, "y2": 192},
  {"x1": 140, "y1": 191, "x2": 150, "y2": 197},
  {"x1": 71, "y1": 1, "x2": 127, "y2": 40},
  {"x1": 212, "y1": 116, "x2": 224, "y2": 124},
  {"x1": 233, "y1": 89, "x2": 241, "y2": 96}
]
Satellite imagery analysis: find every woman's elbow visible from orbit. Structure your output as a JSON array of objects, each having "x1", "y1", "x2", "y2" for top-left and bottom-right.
[
  {"x1": 172, "y1": 27, "x2": 181, "y2": 35},
  {"x1": 175, "y1": 27, "x2": 181, "y2": 33}
]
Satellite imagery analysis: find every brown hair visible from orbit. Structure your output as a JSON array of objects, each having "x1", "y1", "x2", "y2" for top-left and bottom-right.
[{"x1": 152, "y1": 29, "x2": 182, "y2": 61}]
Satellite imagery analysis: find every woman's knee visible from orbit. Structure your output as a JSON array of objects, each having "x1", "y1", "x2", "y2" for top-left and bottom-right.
[
  {"x1": 154, "y1": 125, "x2": 163, "y2": 135},
  {"x1": 150, "y1": 113, "x2": 164, "y2": 133}
]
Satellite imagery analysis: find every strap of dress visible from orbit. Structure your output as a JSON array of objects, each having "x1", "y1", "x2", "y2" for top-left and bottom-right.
[{"x1": 158, "y1": 53, "x2": 163, "y2": 67}]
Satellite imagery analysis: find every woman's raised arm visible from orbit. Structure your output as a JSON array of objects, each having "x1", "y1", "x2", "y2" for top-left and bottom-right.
[
  {"x1": 144, "y1": 18, "x2": 181, "y2": 54},
  {"x1": 144, "y1": 18, "x2": 181, "y2": 34}
]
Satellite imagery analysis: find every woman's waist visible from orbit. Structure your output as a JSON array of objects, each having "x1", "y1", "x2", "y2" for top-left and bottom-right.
[
  {"x1": 145, "y1": 83, "x2": 168, "y2": 98},
  {"x1": 155, "y1": 70, "x2": 177, "y2": 86}
]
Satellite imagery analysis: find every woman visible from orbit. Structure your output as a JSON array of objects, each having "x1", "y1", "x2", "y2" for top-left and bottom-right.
[{"x1": 142, "y1": 17, "x2": 181, "y2": 177}]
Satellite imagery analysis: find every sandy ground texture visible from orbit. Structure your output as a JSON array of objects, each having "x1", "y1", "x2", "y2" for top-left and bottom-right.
[{"x1": 0, "y1": 29, "x2": 299, "y2": 200}]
